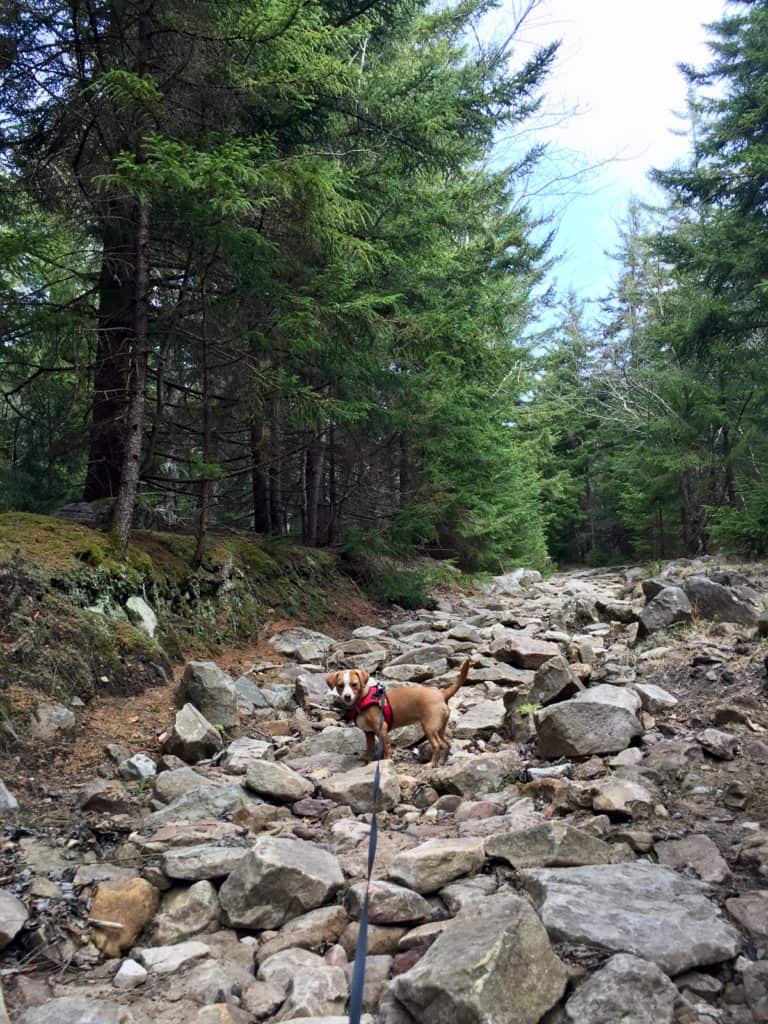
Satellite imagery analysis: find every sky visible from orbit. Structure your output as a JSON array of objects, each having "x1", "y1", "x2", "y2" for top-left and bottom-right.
[{"x1": 484, "y1": 0, "x2": 729, "y2": 310}]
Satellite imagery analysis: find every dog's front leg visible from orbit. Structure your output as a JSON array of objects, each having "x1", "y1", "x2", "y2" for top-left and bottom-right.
[{"x1": 363, "y1": 731, "x2": 376, "y2": 764}]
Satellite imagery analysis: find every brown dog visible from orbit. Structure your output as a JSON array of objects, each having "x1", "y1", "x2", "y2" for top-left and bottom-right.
[{"x1": 326, "y1": 659, "x2": 470, "y2": 766}]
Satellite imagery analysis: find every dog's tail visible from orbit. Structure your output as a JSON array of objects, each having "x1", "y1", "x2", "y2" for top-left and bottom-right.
[{"x1": 441, "y1": 658, "x2": 470, "y2": 703}]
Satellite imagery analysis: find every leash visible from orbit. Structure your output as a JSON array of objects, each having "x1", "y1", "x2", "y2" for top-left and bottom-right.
[{"x1": 347, "y1": 692, "x2": 386, "y2": 1024}]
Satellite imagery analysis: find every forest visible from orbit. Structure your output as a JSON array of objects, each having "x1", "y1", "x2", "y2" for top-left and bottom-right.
[{"x1": 2, "y1": 0, "x2": 768, "y2": 575}]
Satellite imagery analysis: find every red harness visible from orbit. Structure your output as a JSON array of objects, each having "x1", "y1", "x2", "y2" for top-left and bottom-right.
[{"x1": 344, "y1": 684, "x2": 394, "y2": 729}]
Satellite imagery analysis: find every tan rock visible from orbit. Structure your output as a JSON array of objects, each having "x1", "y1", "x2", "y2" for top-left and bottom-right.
[{"x1": 90, "y1": 877, "x2": 159, "y2": 957}]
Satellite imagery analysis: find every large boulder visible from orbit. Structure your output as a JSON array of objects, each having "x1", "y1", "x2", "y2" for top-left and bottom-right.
[
  {"x1": 245, "y1": 760, "x2": 314, "y2": 803},
  {"x1": 319, "y1": 760, "x2": 400, "y2": 814},
  {"x1": 564, "y1": 953, "x2": 677, "y2": 1024},
  {"x1": 125, "y1": 595, "x2": 158, "y2": 637},
  {"x1": 392, "y1": 893, "x2": 566, "y2": 1024},
  {"x1": 520, "y1": 861, "x2": 741, "y2": 974},
  {"x1": 219, "y1": 836, "x2": 344, "y2": 929},
  {"x1": 491, "y1": 633, "x2": 560, "y2": 670},
  {"x1": 178, "y1": 662, "x2": 239, "y2": 729},
  {"x1": 535, "y1": 700, "x2": 642, "y2": 757},
  {"x1": 573, "y1": 684, "x2": 641, "y2": 715},
  {"x1": 0, "y1": 890, "x2": 28, "y2": 949},
  {"x1": 161, "y1": 703, "x2": 224, "y2": 763},
  {"x1": 149, "y1": 880, "x2": 220, "y2": 945},
  {"x1": 683, "y1": 574, "x2": 760, "y2": 625},
  {"x1": 486, "y1": 822, "x2": 614, "y2": 869},
  {"x1": 637, "y1": 587, "x2": 692, "y2": 637},
  {"x1": 452, "y1": 700, "x2": 506, "y2": 739},
  {"x1": 387, "y1": 838, "x2": 485, "y2": 894},
  {"x1": 529, "y1": 655, "x2": 583, "y2": 706}
]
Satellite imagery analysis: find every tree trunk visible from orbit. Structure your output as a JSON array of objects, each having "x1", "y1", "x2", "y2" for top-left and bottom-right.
[
  {"x1": 302, "y1": 430, "x2": 325, "y2": 546},
  {"x1": 327, "y1": 421, "x2": 337, "y2": 545},
  {"x1": 250, "y1": 418, "x2": 272, "y2": 533},
  {"x1": 112, "y1": 196, "x2": 150, "y2": 557},
  {"x1": 268, "y1": 405, "x2": 284, "y2": 534},
  {"x1": 193, "y1": 301, "x2": 211, "y2": 567},
  {"x1": 83, "y1": 231, "x2": 132, "y2": 501}
]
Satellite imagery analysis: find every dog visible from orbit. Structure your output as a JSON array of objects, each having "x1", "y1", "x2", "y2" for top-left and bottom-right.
[{"x1": 326, "y1": 659, "x2": 470, "y2": 766}]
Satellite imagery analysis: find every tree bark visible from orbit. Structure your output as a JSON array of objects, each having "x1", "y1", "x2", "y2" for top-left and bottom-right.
[
  {"x1": 302, "y1": 430, "x2": 325, "y2": 546},
  {"x1": 250, "y1": 418, "x2": 272, "y2": 533}
]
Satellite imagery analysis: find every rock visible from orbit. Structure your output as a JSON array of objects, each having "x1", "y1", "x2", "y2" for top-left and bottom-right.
[
  {"x1": 319, "y1": 760, "x2": 400, "y2": 814},
  {"x1": 153, "y1": 766, "x2": 220, "y2": 803},
  {"x1": 162, "y1": 843, "x2": 247, "y2": 880},
  {"x1": 118, "y1": 753, "x2": 157, "y2": 780},
  {"x1": 162, "y1": 703, "x2": 224, "y2": 763},
  {"x1": 243, "y1": 979, "x2": 285, "y2": 1019},
  {"x1": 382, "y1": 662, "x2": 447, "y2": 682},
  {"x1": 430, "y1": 751, "x2": 519, "y2": 797},
  {"x1": 467, "y1": 663, "x2": 533, "y2": 686},
  {"x1": 193, "y1": 1005, "x2": 249, "y2": 1024},
  {"x1": 16, "y1": 998, "x2": 150, "y2": 1024},
  {"x1": 529, "y1": 656, "x2": 583, "y2": 706},
  {"x1": 486, "y1": 822, "x2": 614, "y2": 869},
  {"x1": 149, "y1": 880, "x2": 220, "y2": 944},
  {"x1": 137, "y1": 939, "x2": 210, "y2": 974},
  {"x1": 452, "y1": 700, "x2": 506, "y2": 739},
  {"x1": 78, "y1": 778, "x2": 133, "y2": 814},
  {"x1": 125, "y1": 596, "x2": 158, "y2": 637},
  {"x1": 344, "y1": 955, "x2": 392, "y2": 1014},
  {"x1": 536, "y1": 700, "x2": 642, "y2": 757},
  {"x1": 219, "y1": 835, "x2": 344, "y2": 929},
  {"x1": 520, "y1": 861, "x2": 741, "y2": 974},
  {"x1": 255, "y1": 906, "x2": 349, "y2": 962},
  {"x1": 278, "y1": 960, "x2": 348, "y2": 1019},
  {"x1": 345, "y1": 881, "x2": 432, "y2": 925},
  {"x1": 697, "y1": 727, "x2": 739, "y2": 760},
  {"x1": 725, "y1": 890, "x2": 768, "y2": 943},
  {"x1": 655, "y1": 835, "x2": 730, "y2": 884},
  {"x1": 564, "y1": 953, "x2": 677, "y2": 1024},
  {"x1": 491, "y1": 633, "x2": 560, "y2": 670},
  {"x1": 340, "y1": 923, "x2": 407, "y2": 957},
  {"x1": 638, "y1": 587, "x2": 692, "y2": 637},
  {"x1": 591, "y1": 777, "x2": 655, "y2": 817},
  {"x1": 742, "y1": 960, "x2": 768, "y2": 1021},
  {"x1": 245, "y1": 760, "x2": 314, "y2": 803},
  {"x1": 178, "y1": 661, "x2": 239, "y2": 729},
  {"x1": 170, "y1": 958, "x2": 255, "y2": 1007},
  {"x1": 113, "y1": 958, "x2": 148, "y2": 991},
  {"x1": 0, "y1": 890, "x2": 28, "y2": 949},
  {"x1": 29, "y1": 702, "x2": 76, "y2": 740},
  {"x1": 221, "y1": 736, "x2": 274, "y2": 772},
  {"x1": 387, "y1": 838, "x2": 485, "y2": 894},
  {"x1": 270, "y1": 627, "x2": 336, "y2": 662},
  {"x1": 392, "y1": 893, "x2": 566, "y2": 1024},
  {"x1": 0, "y1": 780, "x2": 19, "y2": 813},
  {"x1": 440, "y1": 875, "x2": 499, "y2": 915},
  {"x1": 683, "y1": 575, "x2": 760, "y2": 625},
  {"x1": 89, "y1": 877, "x2": 159, "y2": 957},
  {"x1": 388, "y1": 645, "x2": 453, "y2": 667},
  {"x1": 632, "y1": 683, "x2": 678, "y2": 713},
  {"x1": 147, "y1": 784, "x2": 255, "y2": 826},
  {"x1": 574, "y1": 684, "x2": 642, "y2": 715}
]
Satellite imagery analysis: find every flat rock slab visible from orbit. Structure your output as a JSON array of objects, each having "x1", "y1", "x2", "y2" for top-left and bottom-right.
[
  {"x1": 491, "y1": 633, "x2": 560, "y2": 670},
  {"x1": 387, "y1": 838, "x2": 485, "y2": 894},
  {"x1": 319, "y1": 760, "x2": 400, "y2": 814},
  {"x1": 431, "y1": 751, "x2": 520, "y2": 797},
  {"x1": 392, "y1": 893, "x2": 566, "y2": 1024},
  {"x1": 16, "y1": 998, "x2": 151, "y2": 1024},
  {"x1": 245, "y1": 760, "x2": 314, "y2": 802},
  {"x1": 137, "y1": 939, "x2": 210, "y2": 974},
  {"x1": 564, "y1": 953, "x2": 677, "y2": 1024},
  {"x1": 725, "y1": 890, "x2": 768, "y2": 943},
  {"x1": 536, "y1": 701, "x2": 641, "y2": 757},
  {"x1": 452, "y1": 700, "x2": 506, "y2": 739},
  {"x1": 520, "y1": 861, "x2": 740, "y2": 974},
  {"x1": 655, "y1": 834, "x2": 730, "y2": 884},
  {"x1": 486, "y1": 822, "x2": 614, "y2": 869},
  {"x1": 161, "y1": 842, "x2": 248, "y2": 880}
]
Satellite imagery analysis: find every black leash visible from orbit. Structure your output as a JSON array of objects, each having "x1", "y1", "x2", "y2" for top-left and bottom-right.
[{"x1": 347, "y1": 697, "x2": 385, "y2": 1024}]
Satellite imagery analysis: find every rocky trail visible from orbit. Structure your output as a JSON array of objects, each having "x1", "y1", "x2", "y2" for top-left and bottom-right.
[{"x1": 1, "y1": 559, "x2": 768, "y2": 1024}]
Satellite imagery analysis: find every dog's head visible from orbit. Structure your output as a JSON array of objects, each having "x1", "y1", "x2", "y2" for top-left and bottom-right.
[{"x1": 325, "y1": 669, "x2": 370, "y2": 707}]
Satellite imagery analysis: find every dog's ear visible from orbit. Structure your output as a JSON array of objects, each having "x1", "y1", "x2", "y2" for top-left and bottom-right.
[
  {"x1": 325, "y1": 672, "x2": 339, "y2": 688},
  {"x1": 356, "y1": 670, "x2": 370, "y2": 686}
]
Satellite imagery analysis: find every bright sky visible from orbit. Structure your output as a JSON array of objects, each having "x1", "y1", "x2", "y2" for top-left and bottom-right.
[{"x1": 486, "y1": 0, "x2": 729, "y2": 308}]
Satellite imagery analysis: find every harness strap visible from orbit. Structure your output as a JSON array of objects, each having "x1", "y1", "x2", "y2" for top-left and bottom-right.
[{"x1": 347, "y1": 700, "x2": 384, "y2": 1024}]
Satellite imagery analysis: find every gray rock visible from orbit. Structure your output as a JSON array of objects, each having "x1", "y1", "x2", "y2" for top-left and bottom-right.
[
  {"x1": 697, "y1": 727, "x2": 739, "y2": 760},
  {"x1": 162, "y1": 842, "x2": 248, "y2": 880},
  {"x1": 219, "y1": 836, "x2": 344, "y2": 929},
  {"x1": 221, "y1": 735, "x2": 274, "y2": 773},
  {"x1": 137, "y1": 939, "x2": 210, "y2": 974},
  {"x1": 256, "y1": 906, "x2": 349, "y2": 962},
  {"x1": 0, "y1": 890, "x2": 28, "y2": 949},
  {"x1": 162, "y1": 703, "x2": 224, "y2": 764},
  {"x1": 29, "y1": 702, "x2": 76, "y2": 741},
  {"x1": 387, "y1": 838, "x2": 485, "y2": 894},
  {"x1": 742, "y1": 960, "x2": 768, "y2": 1022},
  {"x1": 573, "y1": 684, "x2": 641, "y2": 715},
  {"x1": 564, "y1": 953, "x2": 677, "y2": 1024},
  {"x1": 683, "y1": 574, "x2": 760, "y2": 625},
  {"x1": 154, "y1": 766, "x2": 218, "y2": 803},
  {"x1": 0, "y1": 780, "x2": 19, "y2": 813},
  {"x1": 388, "y1": 645, "x2": 453, "y2": 667},
  {"x1": 536, "y1": 700, "x2": 642, "y2": 757},
  {"x1": 289, "y1": 726, "x2": 366, "y2": 759},
  {"x1": 431, "y1": 751, "x2": 520, "y2": 797},
  {"x1": 344, "y1": 955, "x2": 392, "y2": 1015},
  {"x1": 726, "y1": 890, "x2": 768, "y2": 943},
  {"x1": 655, "y1": 834, "x2": 730, "y2": 884},
  {"x1": 178, "y1": 661, "x2": 239, "y2": 729},
  {"x1": 125, "y1": 596, "x2": 158, "y2": 638},
  {"x1": 392, "y1": 893, "x2": 566, "y2": 1024},
  {"x1": 345, "y1": 881, "x2": 432, "y2": 925},
  {"x1": 113, "y1": 958, "x2": 148, "y2": 991},
  {"x1": 319, "y1": 760, "x2": 400, "y2": 814},
  {"x1": 529, "y1": 655, "x2": 583, "y2": 706},
  {"x1": 632, "y1": 683, "x2": 678, "y2": 713},
  {"x1": 279, "y1": 960, "x2": 348, "y2": 1019},
  {"x1": 491, "y1": 633, "x2": 560, "y2": 670},
  {"x1": 638, "y1": 587, "x2": 692, "y2": 637},
  {"x1": 146, "y1": 784, "x2": 256, "y2": 826},
  {"x1": 149, "y1": 880, "x2": 220, "y2": 944},
  {"x1": 440, "y1": 875, "x2": 499, "y2": 915},
  {"x1": 591, "y1": 777, "x2": 655, "y2": 817},
  {"x1": 452, "y1": 700, "x2": 506, "y2": 739},
  {"x1": 118, "y1": 753, "x2": 157, "y2": 780},
  {"x1": 169, "y1": 958, "x2": 254, "y2": 1007},
  {"x1": 486, "y1": 822, "x2": 614, "y2": 869},
  {"x1": 233, "y1": 676, "x2": 270, "y2": 711},
  {"x1": 520, "y1": 861, "x2": 741, "y2": 974},
  {"x1": 16, "y1": 998, "x2": 150, "y2": 1024},
  {"x1": 245, "y1": 760, "x2": 314, "y2": 803},
  {"x1": 270, "y1": 627, "x2": 336, "y2": 662}
]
